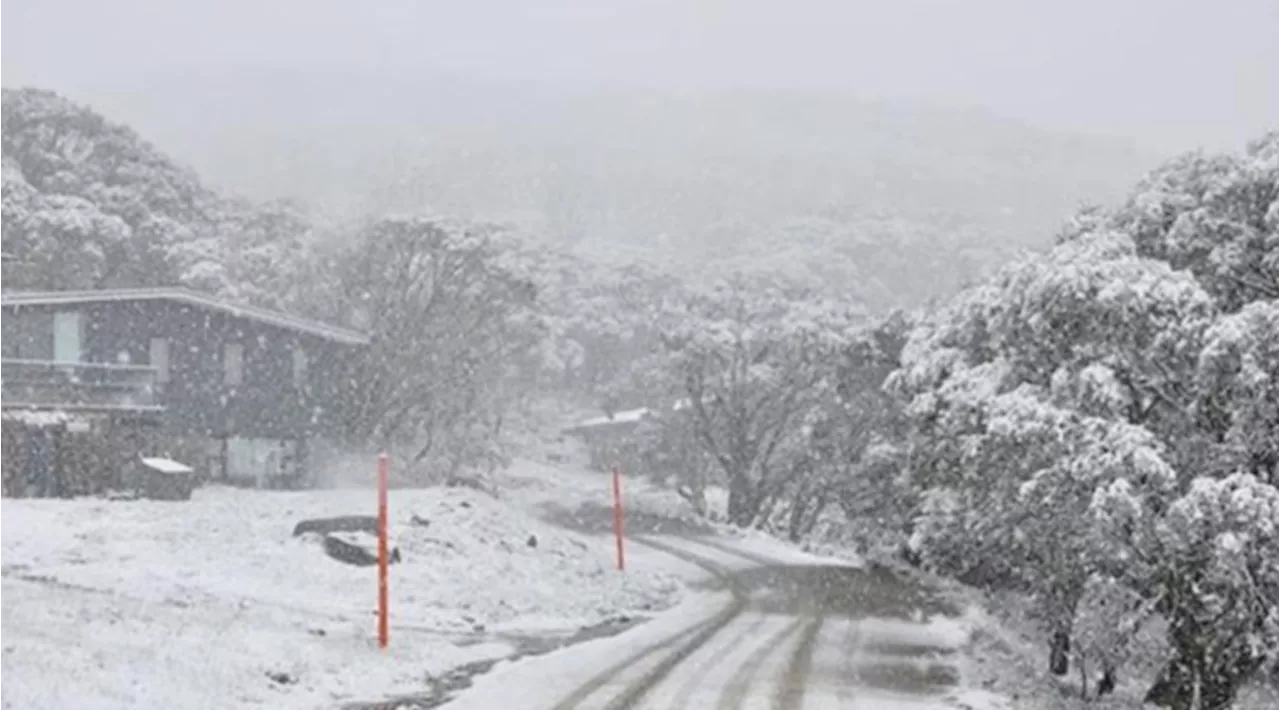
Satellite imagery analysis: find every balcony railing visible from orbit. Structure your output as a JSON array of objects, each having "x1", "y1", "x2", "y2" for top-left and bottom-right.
[{"x1": 1, "y1": 359, "x2": 162, "y2": 412}]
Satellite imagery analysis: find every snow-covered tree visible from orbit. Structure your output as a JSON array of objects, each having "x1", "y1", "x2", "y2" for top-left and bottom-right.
[
  {"x1": 170, "y1": 197, "x2": 319, "y2": 310},
  {"x1": 891, "y1": 132, "x2": 1279, "y2": 705},
  {"x1": 895, "y1": 243, "x2": 1241, "y2": 686},
  {"x1": 783, "y1": 310, "x2": 913, "y2": 542},
  {"x1": 686, "y1": 215, "x2": 1008, "y2": 311},
  {"x1": 310, "y1": 216, "x2": 544, "y2": 480},
  {"x1": 1195, "y1": 300, "x2": 1279, "y2": 485},
  {"x1": 2, "y1": 88, "x2": 220, "y2": 288},
  {"x1": 1104, "y1": 131, "x2": 1278, "y2": 313},
  {"x1": 1094, "y1": 473, "x2": 1279, "y2": 709},
  {"x1": 1, "y1": 88, "x2": 319, "y2": 311},
  {"x1": 634, "y1": 407, "x2": 718, "y2": 516},
  {"x1": 655, "y1": 277, "x2": 864, "y2": 526},
  {"x1": 531, "y1": 248, "x2": 684, "y2": 407}
]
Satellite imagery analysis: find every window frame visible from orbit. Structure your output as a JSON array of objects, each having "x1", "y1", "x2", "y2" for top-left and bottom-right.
[{"x1": 149, "y1": 337, "x2": 170, "y2": 383}]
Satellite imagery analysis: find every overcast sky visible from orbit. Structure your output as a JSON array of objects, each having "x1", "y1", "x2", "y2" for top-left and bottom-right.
[{"x1": 3, "y1": 0, "x2": 1277, "y2": 151}]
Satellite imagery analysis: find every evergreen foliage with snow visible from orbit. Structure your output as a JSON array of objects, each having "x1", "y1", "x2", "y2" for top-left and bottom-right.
[{"x1": 893, "y1": 132, "x2": 1278, "y2": 707}]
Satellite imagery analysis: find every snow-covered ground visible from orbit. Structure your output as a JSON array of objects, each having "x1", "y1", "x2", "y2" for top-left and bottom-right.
[
  {"x1": 11, "y1": 441, "x2": 1185, "y2": 710},
  {"x1": 1, "y1": 480, "x2": 687, "y2": 709}
]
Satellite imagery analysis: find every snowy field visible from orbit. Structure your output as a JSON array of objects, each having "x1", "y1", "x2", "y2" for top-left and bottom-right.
[{"x1": 1, "y1": 480, "x2": 686, "y2": 709}]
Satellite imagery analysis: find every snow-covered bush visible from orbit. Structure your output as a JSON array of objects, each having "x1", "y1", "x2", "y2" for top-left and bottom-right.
[{"x1": 1095, "y1": 473, "x2": 1279, "y2": 708}]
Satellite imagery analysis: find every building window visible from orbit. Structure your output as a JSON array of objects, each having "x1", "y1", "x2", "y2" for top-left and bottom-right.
[
  {"x1": 52, "y1": 311, "x2": 82, "y2": 363},
  {"x1": 292, "y1": 348, "x2": 308, "y2": 388},
  {"x1": 223, "y1": 343, "x2": 244, "y2": 386},
  {"x1": 226, "y1": 437, "x2": 298, "y2": 483},
  {"x1": 149, "y1": 337, "x2": 170, "y2": 383}
]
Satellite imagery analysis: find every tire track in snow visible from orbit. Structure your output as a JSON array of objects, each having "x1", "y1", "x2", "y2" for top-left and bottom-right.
[
  {"x1": 772, "y1": 614, "x2": 824, "y2": 709},
  {"x1": 836, "y1": 616, "x2": 862, "y2": 707},
  {"x1": 714, "y1": 618, "x2": 806, "y2": 710},
  {"x1": 550, "y1": 536, "x2": 748, "y2": 710},
  {"x1": 546, "y1": 621, "x2": 711, "y2": 710},
  {"x1": 663, "y1": 612, "x2": 771, "y2": 710}
]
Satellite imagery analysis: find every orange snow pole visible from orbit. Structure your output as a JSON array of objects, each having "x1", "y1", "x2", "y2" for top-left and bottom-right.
[
  {"x1": 377, "y1": 453, "x2": 390, "y2": 649},
  {"x1": 612, "y1": 466, "x2": 626, "y2": 571}
]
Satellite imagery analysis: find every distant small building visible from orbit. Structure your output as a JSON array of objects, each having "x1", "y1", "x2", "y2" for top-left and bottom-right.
[
  {"x1": 561, "y1": 407, "x2": 653, "y2": 438},
  {"x1": 1, "y1": 287, "x2": 368, "y2": 493},
  {"x1": 560, "y1": 399, "x2": 701, "y2": 473},
  {"x1": 561, "y1": 408, "x2": 651, "y2": 472},
  {"x1": 560, "y1": 399, "x2": 694, "y2": 439}
]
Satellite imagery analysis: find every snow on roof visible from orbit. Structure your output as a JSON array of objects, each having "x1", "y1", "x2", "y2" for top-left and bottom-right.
[
  {"x1": 563, "y1": 398, "x2": 706, "y2": 434},
  {"x1": 0, "y1": 409, "x2": 86, "y2": 427},
  {"x1": 140, "y1": 457, "x2": 194, "y2": 475},
  {"x1": 570, "y1": 408, "x2": 652, "y2": 430},
  {"x1": 1, "y1": 288, "x2": 368, "y2": 345}
]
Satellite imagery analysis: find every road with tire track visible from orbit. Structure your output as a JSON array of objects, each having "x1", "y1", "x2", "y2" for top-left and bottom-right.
[{"x1": 539, "y1": 535, "x2": 974, "y2": 710}]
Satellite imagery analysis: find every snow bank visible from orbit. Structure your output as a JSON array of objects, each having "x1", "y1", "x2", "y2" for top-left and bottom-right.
[{"x1": 1, "y1": 485, "x2": 682, "y2": 709}]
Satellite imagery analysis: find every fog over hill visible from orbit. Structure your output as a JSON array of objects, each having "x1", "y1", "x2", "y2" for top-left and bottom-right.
[{"x1": 55, "y1": 68, "x2": 1156, "y2": 253}]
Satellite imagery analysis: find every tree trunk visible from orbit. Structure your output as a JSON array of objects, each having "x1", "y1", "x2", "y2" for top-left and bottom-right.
[
  {"x1": 726, "y1": 474, "x2": 758, "y2": 527},
  {"x1": 1145, "y1": 654, "x2": 1194, "y2": 709},
  {"x1": 786, "y1": 500, "x2": 806, "y2": 542},
  {"x1": 786, "y1": 486, "x2": 829, "y2": 542},
  {"x1": 785, "y1": 481, "x2": 810, "y2": 542},
  {"x1": 1097, "y1": 665, "x2": 1117, "y2": 697},
  {"x1": 1045, "y1": 579, "x2": 1085, "y2": 677},
  {"x1": 1049, "y1": 629, "x2": 1071, "y2": 676},
  {"x1": 676, "y1": 483, "x2": 708, "y2": 517}
]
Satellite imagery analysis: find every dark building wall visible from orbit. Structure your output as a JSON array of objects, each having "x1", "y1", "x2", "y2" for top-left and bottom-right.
[
  {"x1": 0, "y1": 422, "x2": 20, "y2": 493},
  {"x1": 2, "y1": 416, "x2": 157, "y2": 498},
  {"x1": 87, "y1": 300, "x2": 311, "y2": 439},
  {"x1": 2, "y1": 300, "x2": 357, "y2": 443},
  {"x1": 1, "y1": 309, "x2": 53, "y2": 359}
]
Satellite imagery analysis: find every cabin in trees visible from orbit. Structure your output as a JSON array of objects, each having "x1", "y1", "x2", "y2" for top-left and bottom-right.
[{"x1": 1, "y1": 288, "x2": 367, "y2": 494}]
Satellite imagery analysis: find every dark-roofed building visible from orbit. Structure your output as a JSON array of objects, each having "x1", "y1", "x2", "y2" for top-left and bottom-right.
[{"x1": 2, "y1": 287, "x2": 367, "y2": 490}]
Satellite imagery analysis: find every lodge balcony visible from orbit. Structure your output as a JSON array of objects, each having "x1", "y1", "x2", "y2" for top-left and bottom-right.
[{"x1": 0, "y1": 359, "x2": 164, "y2": 416}]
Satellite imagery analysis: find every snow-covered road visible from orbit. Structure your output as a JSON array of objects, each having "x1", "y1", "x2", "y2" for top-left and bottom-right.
[{"x1": 443, "y1": 534, "x2": 1007, "y2": 710}]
